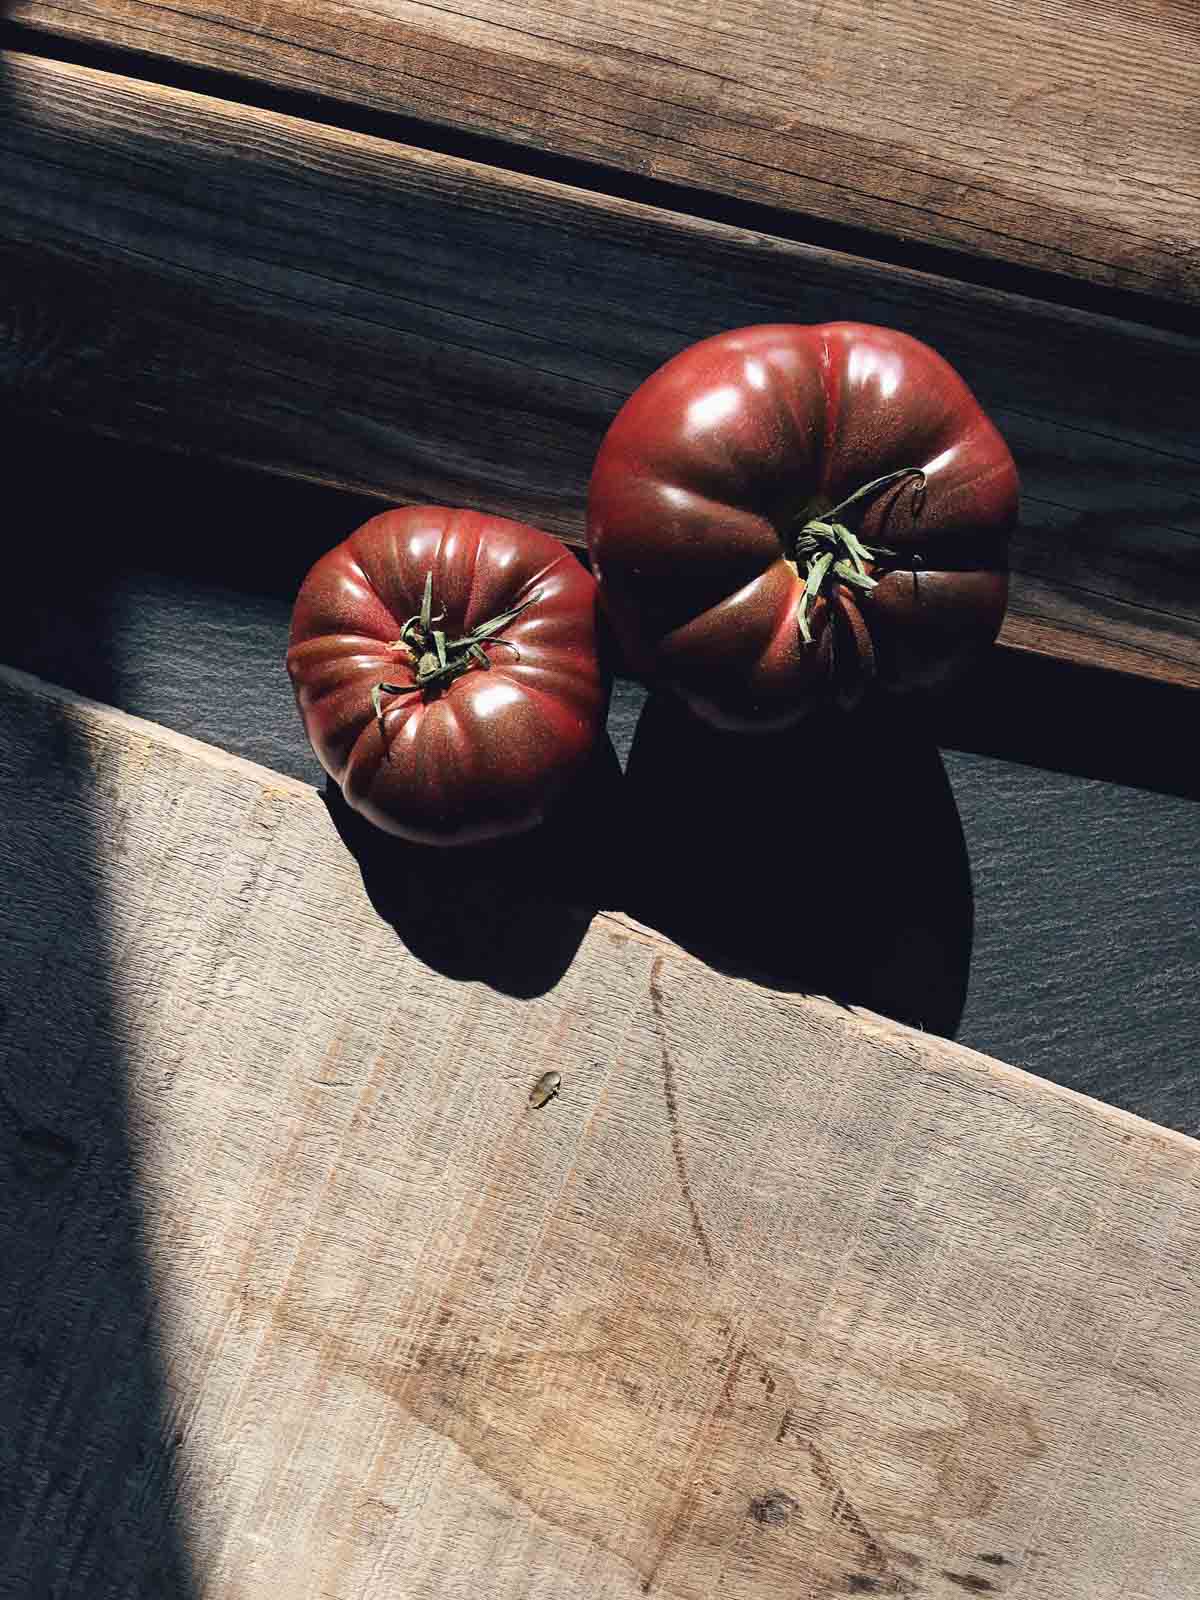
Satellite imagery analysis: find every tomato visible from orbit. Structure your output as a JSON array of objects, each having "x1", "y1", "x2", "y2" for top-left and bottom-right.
[
  {"x1": 587, "y1": 322, "x2": 1018, "y2": 731},
  {"x1": 287, "y1": 506, "x2": 608, "y2": 845}
]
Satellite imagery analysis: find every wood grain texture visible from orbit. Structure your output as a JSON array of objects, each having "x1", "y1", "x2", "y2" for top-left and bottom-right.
[
  {"x1": 2, "y1": 53, "x2": 1198, "y2": 688},
  {"x1": 8, "y1": 0, "x2": 1200, "y2": 301},
  {"x1": 4, "y1": 664, "x2": 1200, "y2": 1597}
]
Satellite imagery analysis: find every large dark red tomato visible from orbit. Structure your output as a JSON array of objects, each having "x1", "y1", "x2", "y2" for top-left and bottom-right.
[
  {"x1": 287, "y1": 506, "x2": 607, "y2": 845},
  {"x1": 587, "y1": 323, "x2": 1019, "y2": 731}
]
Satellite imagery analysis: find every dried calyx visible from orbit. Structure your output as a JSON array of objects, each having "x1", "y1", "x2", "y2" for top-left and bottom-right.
[
  {"x1": 787, "y1": 467, "x2": 926, "y2": 645},
  {"x1": 370, "y1": 571, "x2": 541, "y2": 725}
]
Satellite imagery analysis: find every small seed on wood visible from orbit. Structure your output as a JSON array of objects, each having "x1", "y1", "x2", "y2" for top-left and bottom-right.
[{"x1": 529, "y1": 1071, "x2": 562, "y2": 1108}]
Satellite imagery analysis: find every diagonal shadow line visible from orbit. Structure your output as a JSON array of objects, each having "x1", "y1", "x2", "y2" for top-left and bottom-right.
[
  {"x1": 0, "y1": 27, "x2": 200, "y2": 1543},
  {"x1": 0, "y1": 684, "x2": 202, "y2": 1596}
]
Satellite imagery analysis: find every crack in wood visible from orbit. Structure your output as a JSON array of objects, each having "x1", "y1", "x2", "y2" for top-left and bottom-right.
[{"x1": 649, "y1": 953, "x2": 717, "y2": 1277}]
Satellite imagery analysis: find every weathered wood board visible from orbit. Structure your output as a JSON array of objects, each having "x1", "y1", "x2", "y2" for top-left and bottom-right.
[
  {"x1": 9, "y1": 0, "x2": 1198, "y2": 301},
  {"x1": 2, "y1": 662, "x2": 1199, "y2": 1598},
  {"x1": 2, "y1": 54, "x2": 1198, "y2": 690}
]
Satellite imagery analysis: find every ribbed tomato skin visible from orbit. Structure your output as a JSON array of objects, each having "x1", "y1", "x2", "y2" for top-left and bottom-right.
[
  {"x1": 587, "y1": 322, "x2": 1018, "y2": 731},
  {"x1": 288, "y1": 506, "x2": 608, "y2": 845}
]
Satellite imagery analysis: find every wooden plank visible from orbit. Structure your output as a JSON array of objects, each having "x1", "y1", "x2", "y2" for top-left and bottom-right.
[
  {"x1": 3, "y1": 662, "x2": 1200, "y2": 1596},
  {"x1": 2, "y1": 53, "x2": 1198, "y2": 689},
  {"x1": 8, "y1": 0, "x2": 1199, "y2": 303}
]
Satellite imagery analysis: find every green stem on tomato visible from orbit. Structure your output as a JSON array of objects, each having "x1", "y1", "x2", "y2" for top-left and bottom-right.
[
  {"x1": 370, "y1": 573, "x2": 541, "y2": 730},
  {"x1": 788, "y1": 467, "x2": 926, "y2": 645}
]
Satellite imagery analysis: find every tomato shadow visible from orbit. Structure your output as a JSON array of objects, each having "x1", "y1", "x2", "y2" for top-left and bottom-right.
[
  {"x1": 619, "y1": 692, "x2": 973, "y2": 1036},
  {"x1": 323, "y1": 737, "x2": 626, "y2": 999}
]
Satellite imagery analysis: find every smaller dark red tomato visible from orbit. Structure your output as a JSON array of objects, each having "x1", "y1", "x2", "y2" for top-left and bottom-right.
[
  {"x1": 587, "y1": 323, "x2": 1019, "y2": 732},
  {"x1": 287, "y1": 507, "x2": 608, "y2": 846}
]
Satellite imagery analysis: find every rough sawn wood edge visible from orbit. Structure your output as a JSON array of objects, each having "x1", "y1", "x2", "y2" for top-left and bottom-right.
[{"x1": 5, "y1": 660, "x2": 1195, "y2": 1157}]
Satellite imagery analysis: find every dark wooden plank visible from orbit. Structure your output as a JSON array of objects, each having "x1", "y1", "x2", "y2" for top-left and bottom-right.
[
  {"x1": 8, "y1": 0, "x2": 1199, "y2": 302},
  {"x1": 2, "y1": 53, "x2": 1198, "y2": 687}
]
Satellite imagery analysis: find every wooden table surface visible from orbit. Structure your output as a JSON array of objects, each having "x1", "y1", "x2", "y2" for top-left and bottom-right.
[
  {"x1": 7, "y1": 0, "x2": 1199, "y2": 301},
  {"x1": 3, "y1": 665, "x2": 1200, "y2": 1600},
  {"x1": 1, "y1": 2, "x2": 1198, "y2": 1594}
]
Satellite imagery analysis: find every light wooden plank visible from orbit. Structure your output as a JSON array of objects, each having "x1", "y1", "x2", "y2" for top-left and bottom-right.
[
  {"x1": 8, "y1": 0, "x2": 1199, "y2": 302},
  {"x1": 2, "y1": 665, "x2": 1200, "y2": 1598},
  {"x1": 2, "y1": 53, "x2": 1198, "y2": 688}
]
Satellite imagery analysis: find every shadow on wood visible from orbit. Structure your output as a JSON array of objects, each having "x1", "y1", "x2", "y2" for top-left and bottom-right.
[
  {"x1": 0, "y1": 697, "x2": 199, "y2": 1591},
  {"x1": 322, "y1": 738, "x2": 625, "y2": 998},
  {"x1": 621, "y1": 692, "x2": 974, "y2": 1038}
]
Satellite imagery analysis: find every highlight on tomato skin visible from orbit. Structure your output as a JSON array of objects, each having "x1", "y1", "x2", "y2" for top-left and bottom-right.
[
  {"x1": 586, "y1": 322, "x2": 1020, "y2": 734},
  {"x1": 286, "y1": 506, "x2": 610, "y2": 847}
]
